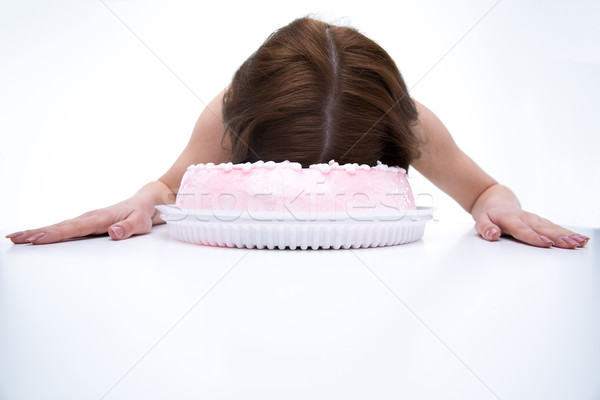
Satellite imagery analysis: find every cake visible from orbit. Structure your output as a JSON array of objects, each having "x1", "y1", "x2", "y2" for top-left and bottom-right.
[
  {"x1": 158, "y1": 160, "x2": 431, "y2": 249},
  {"x1": 176, "y1": 160, "x2": 415, "y2": 217}
]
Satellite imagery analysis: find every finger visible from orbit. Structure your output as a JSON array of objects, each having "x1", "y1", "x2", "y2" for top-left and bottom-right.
[
  {"x1": 519, "y1": 213, "x2": 585, "y2": 249},
  {"x1": 475, "y1": 212, "x2": 502, "y2": 241},
  {"x1": 556, "y1": 234, "x2": 586, "y2": 249},
  {"x1": 560, "y1": 236, "x2": 583, "y2": 247},
  {"x1": 498, "y1": 217, "x2": 555, "y2": 248},
  {"x1": 7, "y1": 223, "x2": 76, "y2": 245},
  {"x1": 24, "y1": 216, "x2": 107, "y2": 245},
  {"x1": 570, "y1": 234, "x2": 590, "y2": 247},
  {"x1": 6, "y1": 209, "x2": 107, "y2": 244},
  {"x1": 108, "y1": 211, "x2": 152, "y2": 241},
  {"x1": 6, "y1": 230, "x2": 33, "y2": 244}
]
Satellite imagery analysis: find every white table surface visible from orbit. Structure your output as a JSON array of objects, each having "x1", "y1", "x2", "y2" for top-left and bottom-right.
[{"x1": 0, "y1": 222, "x2": 598, "y2": 400}]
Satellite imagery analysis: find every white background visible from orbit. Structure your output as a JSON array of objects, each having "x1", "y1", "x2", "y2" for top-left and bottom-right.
[
  {"x1": 1, "y1": 3, "x2": 599, "y2": 399},
  {"x1": 1, "y1": 0, "x2": 599, "y2": 232}
]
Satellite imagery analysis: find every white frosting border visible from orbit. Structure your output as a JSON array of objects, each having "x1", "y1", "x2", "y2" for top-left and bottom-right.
[{"x1": 187, "y1": 160, "x2": 406, "y2": 175}]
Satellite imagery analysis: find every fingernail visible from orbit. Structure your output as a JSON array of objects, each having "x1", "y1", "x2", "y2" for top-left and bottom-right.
[
  {"x1": 560, "y1": 236, "x2": 579, "y2": 248},
  {"x1": 6, "y1": 231, "x2": 25, "y2": 238},
  {"x1": 25, "y1": 233, "x2": 46, "y2": 243},
  {"x1": 539, "y1": 235, "x2": 554, "y2": 247},
  {"x1": 571, "y1": 235, "x2": 587, "y2": 247},
  {"x1": 110, "y1": 226, "x2": 124, "y2": 240},
  {"x1": 485, "y1": 228, "x2": 498, "y2": 240}
]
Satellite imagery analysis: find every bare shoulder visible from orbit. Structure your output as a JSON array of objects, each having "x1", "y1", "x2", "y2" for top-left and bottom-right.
[
  {"x1": 410, "y1": 99, "x2": 459, "y2": 162},
  {"x1": 158, "y1": 89, "x2": 232, "y2": 192},
  {"x1": 188, "y1": 89, "x2": 231, "y2": 150}
]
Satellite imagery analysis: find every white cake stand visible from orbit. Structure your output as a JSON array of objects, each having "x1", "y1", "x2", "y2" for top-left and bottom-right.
[{"x1": 155, "y1": 205, "x2": 433, "y2": 250}]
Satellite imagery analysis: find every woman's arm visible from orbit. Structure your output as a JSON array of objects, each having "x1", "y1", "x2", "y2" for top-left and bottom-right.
[
  {"x1": 7, "y1": 90, "x2": 230, "y2": 244},
  {"x1": 157, "y1": 89, "x2": 231, "y2": 199},
  {"x1": 410, "y1": 100, "x2": 588, "y2": 249}
]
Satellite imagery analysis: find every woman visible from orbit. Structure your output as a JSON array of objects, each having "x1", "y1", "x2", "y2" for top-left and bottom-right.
[{"x1": 6, "y1": 17, "x2": 589, "y2": 248}]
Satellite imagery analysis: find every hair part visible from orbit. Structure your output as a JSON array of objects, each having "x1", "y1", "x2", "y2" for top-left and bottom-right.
[{"x1": 222, "y1": 17, "x2": 421, "y2": 170}]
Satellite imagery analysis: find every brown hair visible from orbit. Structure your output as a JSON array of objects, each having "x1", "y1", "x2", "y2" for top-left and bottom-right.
[{"x1": 222, "y1": 17, "x2": 421, "y2": 170}]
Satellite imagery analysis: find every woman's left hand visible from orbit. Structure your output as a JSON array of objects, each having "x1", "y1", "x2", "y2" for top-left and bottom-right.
[
  {"x1": 475, "y1": 204, "x2": 589, "y2": 249},
  {"x1": 409, "y1": 101, "x2": 590, "y2": 249}
]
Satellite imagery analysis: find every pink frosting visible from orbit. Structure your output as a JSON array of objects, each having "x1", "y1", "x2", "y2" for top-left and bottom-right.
[{"x1": 176, "y1": 160, "x2": 415, "y2": 214}]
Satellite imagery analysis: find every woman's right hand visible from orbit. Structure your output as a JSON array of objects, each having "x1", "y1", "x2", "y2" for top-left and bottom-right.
[
  {"x1": 6, "y1": 89, "x2": 231, "y2": 246},
  {"x1": 5, "y1": 196, "x2": 158, "y2": 245}
]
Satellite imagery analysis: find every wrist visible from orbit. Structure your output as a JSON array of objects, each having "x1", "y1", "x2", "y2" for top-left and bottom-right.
[
  {"x1": 470, "y1": 184, "x2": 520, "y2": 220},
  {"x1": 119, "y1": 180, "x2": 176, "y2": 226},
  {"x1": 134, "y1": 180, "x2": 177, "y2": 206}
]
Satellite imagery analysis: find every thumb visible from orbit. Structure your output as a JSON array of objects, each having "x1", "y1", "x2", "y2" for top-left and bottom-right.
[
  {"x1": 108, "y1": 211, "x2": 153, "y2": 240},
  {"x1": 475, "y1": 212, "x2": 502, "y2": 241}
]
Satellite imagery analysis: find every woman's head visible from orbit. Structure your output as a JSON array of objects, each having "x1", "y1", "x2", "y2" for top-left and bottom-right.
[{"x1": 222, "y1": 17, "x2": 420, "y2": 170}]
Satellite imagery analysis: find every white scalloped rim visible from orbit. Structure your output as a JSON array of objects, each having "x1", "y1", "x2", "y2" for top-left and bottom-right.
[
  {"x1": 187, "y1": 159, "x2": 406, "y2": 175},
  {"x1": 156, "y1": 205, "x2": 434, "y2": 249}
]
